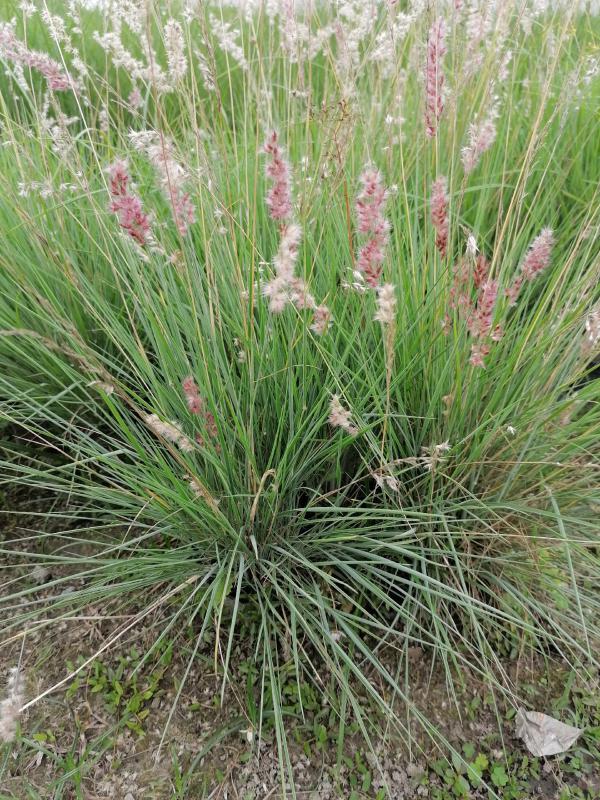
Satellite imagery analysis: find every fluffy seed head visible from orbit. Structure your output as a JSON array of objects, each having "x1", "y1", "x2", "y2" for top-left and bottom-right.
[
  {"x1": 461, "y1": 117, "x2": 497, "y2": 174},
  {"x1": 355, "y1": 167, "x2": 390, "y2": 288},
  {"x1": 311, "y1": 304, "x2": 332, "y2": 335},
  {"x1": 424, "y1": 18, "x2": 447, "y2": 138},
  {"x1": 468, "y1": 279, "x2": 499, "y2": 339},
  {"x1": 0, "y1": 668, "x2": 24, "y2": 743},
  {"x1": 374, "y1": 283, "x2": 397, "y2": 325},
  {"x1": 128, "y1": 131, "x2": 195, "y2": 236},
  {"x1": 182, "y1": 376, "x2": 202, "y2": 414},
  {"x1": 264, "y1": 131, "x2": 293, "y2": 221},
  {"x1": 144, "y1": 413, "x2": 194, "y2": 452},
  {"x1": 431, "y1": 176, "x2": 449, "y2": 258},
  {"x1": 273, "y1": 223, "x2": 302, "y2": 282},
  {"x1": 584, "y1": 309, "x2": 600, "y2": 349},
  {"x1": 329, "y1": 395, "x2": 357, "y2": 436},
  {"x1": 505, "y1": 275, "x2": 523, "y2": 306},
  {"x1": 164, "y1": 19, "x2": 187, "y2": 84},
  {"x1": 0, "y1": 23, "x2": 71, "y2": 91},
  {"x1": 521, "y1": 228, "x2": 554, "y2": 281},
  {"x1": 469, "y1": 342, "x2": 490, "y2": 368},
  {"x1": 262, "y1": 275, "x2": 289, "y2": 313},
  {"x1": 107, "y1": 161, "x2": 151, "y2": 245}
]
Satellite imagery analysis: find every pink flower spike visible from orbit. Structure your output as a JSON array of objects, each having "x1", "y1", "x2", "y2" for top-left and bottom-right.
[
  {"x1": 173, "y1": 191, "x2": 195, "y2": 236},
  {"x1": 356, "y1": 169, "x2": 388, "y2": 234},
  {"x1": 128, "y1": 132, "x2": 195, "y2": 236},
  {"x1": 311, "y1": 304, "x2": 332, "y2": 335},
  {"x1": 461, "y1": 118, "x2": 497, "y2": 174},
  {"x1": 108, "y1": 160, "x2": 129, "y2": 198},
  {"x1": 521, "y1": 228, "x2": 554, "y2": 281},
  {"x1": 182, "y1": 376, "x2": 202, "y2": 414},
  {"x1": 505, "y1": 275, "x2": 523, "y2": 307},
  {"x1": 424, "y1": 18, "x2": 447, "y2": 139},
  {"x1": 273, "y1": 223, "x2": 302, "y2": 283},
  {"x1": 473, "y1": 254, "x2": 489, "y2": 289},
  {"x1": 466, "y1": 279, "x2": 499, "y2": 368},
  {"x1": 263, "y1": 130, "x2": 293, "y2": 222},
  {"x1": 262, "y1": 275, "x2": 289, "y2": 313},
  {"x1": 355, "y1": 167, "x2": 390, "y2": 288},
  {"x1": 329, "y1": 394, "x2": 357, "y2": 436},
  {"x1": 288, "y1": 277, "x2": 315, "y2": 310},
  {"x1": 430, "y1": 176, "x2": 449, "y2": 258},
  {"x1": 107, "y1": 161, "x2": 151, "y2": 245},
  {"x1": 0, "y1": 23, "x2": 71, "y2": 91},
  {"x1": 468, "y1": 279, "x2": 498, "y2": 338},
  {"x1": 469, "y1": 342, "x2": 490, "y2": 368}
]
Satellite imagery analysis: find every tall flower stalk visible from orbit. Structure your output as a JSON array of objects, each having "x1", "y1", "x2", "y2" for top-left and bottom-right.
[
  {"x1": 262, "y1": 131, "x2": 330, "y2": 331},
  {"x1": 424, "y1": 18, "x2": 447, "y2": 138}
]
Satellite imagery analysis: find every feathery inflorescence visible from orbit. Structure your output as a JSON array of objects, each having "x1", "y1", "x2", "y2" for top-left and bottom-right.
[
  {"x1": 182, "y1": 376, "x2": 202, "y2": 414},
  {"x1": 355, "y1": 168, "x2": 390, "y2": 287},
  {"x1": 0, "y1": 668, "x2": 24, "y2": 743},
  {"x1": 521, "y1": 228, "x2": 555, "y2": 281},
  {"x1": 107, "y1": 161, "x2": 151, "y2": 245},
  {"x1": 431, "y1": 176, "x2": 450, "y2": 258},
  {"x1": 585, "y1": 309, "x2": 600, "y2": 350},
  {"x1": 181, "y1": 376, "x2": 220, "y2": 449},
  {"x1": 263, "y1": 130, "x2": 293, "y2": 222},
  {"x1": 467, "y1": 279, "x2": 501, "y2": 367},
  {"x1": 329, "y1": 395, "x2": 358, "y2": 436},
  {"x1": 262, "y1": 131, "x2": 330, "y2": 330},
  {"x1": 424, "y1": 18, "x2": 447, "y2": 138},
  {"x1": 461, "y1": 117, "x2": 497, "y2": 173},
  {"x1": 144, "y1": 414, "x2": 194, "y2": 452},
  {"x1": 374, "y1": 283, "x2": 397, "y2": 326},
  {"x1": 129, "y1": 131, "x2": 195, "y2": 236},
  {"x1": 262, "y1": 222, "x2": 303, "y2": 312},
  {"x1": 506, "y1": 228, "x2": 555, "y2": 305},
  {"x1": 0, "y1": 22, "x2": 71, "y2": 90},
  {"x1": 164, "y1": 19, "x2": 188, "y2": 85}
]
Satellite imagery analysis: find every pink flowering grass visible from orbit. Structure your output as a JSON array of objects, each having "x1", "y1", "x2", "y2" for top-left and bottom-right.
[
  {"x1": 467, "y1": 279, "x2": 502, "y2": 367},
  {"x1": 461, "y1": 117, "x2": 497, "y2": 173},
  {"x1": 261, "y1": 142, "x2": 330, "y2": 325},
  {"x1": 431, "y1": 176, "x2": 449, "y2": 258},
  {"x1": 183, "y1": 375, "x2": 202, "y2": 414},
  {"x1": 0, "y1": 23, "x2": 71, "y2": 91},
  {"x1": 263, "y1": 130, "x2": 293, "y2": 222},
  {"x1": 107, "y1": 161, "x2": 151, "y2": 245},
  {"x1": 521, "y1": 228, "x2": 555, "y2": 281},
  {"x1": 0, "y1": 3, "x2": 599, "y2": 788},
  {"x1": 506, "y1": 228, "x2": 555, "y2": 305},
  {"x1": 424, "y1": 18, "x2": 447, "y2": 138},
  {"x1": 355, "y1": 168, "x2": 390, "y2": 287},
  {"x1": 129, "y1": 132, "x2": 195, "y2": 236}
]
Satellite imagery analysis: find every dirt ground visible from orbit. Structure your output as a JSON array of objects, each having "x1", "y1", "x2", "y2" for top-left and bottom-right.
[{"x1": 1, "y1": 518, "x2": 599, "y2": 800}]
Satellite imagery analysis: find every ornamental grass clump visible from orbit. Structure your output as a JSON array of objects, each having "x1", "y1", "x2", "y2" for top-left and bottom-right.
[{"x1": 0, "y1": 0, "x2": 599, "y2": 789}]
